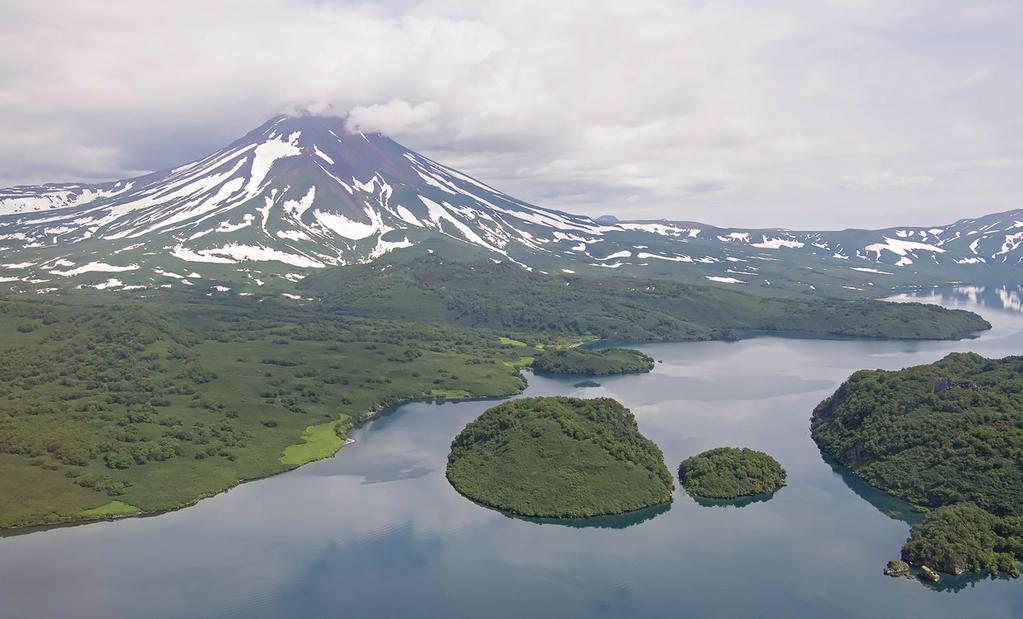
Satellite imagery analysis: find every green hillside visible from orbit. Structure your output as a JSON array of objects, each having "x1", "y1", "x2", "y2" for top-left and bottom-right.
[
  {"x1": 0, "y1": 297, "x2": 529, "y2": 529},
  {"x1": 812, "y1": 353, "x2": 1023, "y2": 577},
  {"x1": 300, "y1": 253, "x2": 990, "y2": 342},
  {"x1": 531, "y1": 348, "x2": 654, "y2": 375},
  {"x1": 678, "y1": 447, "x2": 787, "y2": 500},
  {"x1": 446, "y1": 397, "x2": 674, "y2": 518}
]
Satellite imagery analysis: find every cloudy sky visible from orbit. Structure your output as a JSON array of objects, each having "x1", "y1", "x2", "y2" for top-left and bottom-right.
[{"x1": 1, "y1": 0, "x2": 1020, "y2": 228}]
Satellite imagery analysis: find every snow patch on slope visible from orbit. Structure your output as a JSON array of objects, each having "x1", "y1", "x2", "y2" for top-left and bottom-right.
[
  {"x1": 705, "y1": 276, "x2": 746, "y2": 284},
  {"x1": 172, "y1": 243, "x2": 324, "y2": 267},
  {"x1": 864, "y1": 237, "x2": 945, "y2": 258},
  {"x1": 245, "y1": 132, "x2": 301, "y2": 195},
  {"x1": 751, "y1": 237, "x2": 804, "y2": 249},
  {"x1": 50, "y1": 262, "x2": 140, "y2": 276}
]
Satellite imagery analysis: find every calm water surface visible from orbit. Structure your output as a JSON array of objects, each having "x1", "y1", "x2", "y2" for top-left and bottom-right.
[{"x1": 2, "y1": 285, "x2": 1022, "y2": 618}]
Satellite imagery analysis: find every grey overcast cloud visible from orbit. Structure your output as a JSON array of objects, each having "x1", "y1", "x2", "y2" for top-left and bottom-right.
[{"x1": 1, "y1": 0, "x2": 1020, "y2": 228}]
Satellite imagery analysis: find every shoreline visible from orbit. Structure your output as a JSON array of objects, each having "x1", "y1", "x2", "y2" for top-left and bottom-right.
[
  {"x1": 0, "y1": 377, "x2": 532, "y2": 537},
  {"x1": 0, "y1": 313, "x2": 988, "y2": 537}
]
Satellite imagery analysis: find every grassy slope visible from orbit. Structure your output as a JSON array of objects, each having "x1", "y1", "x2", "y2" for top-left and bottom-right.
[
  {"x1": 507, "y1": 229, "x2": 1000, "y2": 300},
  {"x1": 280, "y1": 417, "x2": 353, "y2": 466},
  {"x1": 0, "y1": 298, "x2": 529, "y2": 529},
  {"x1": 446, "y1": 397, "x2": 674, "y2": 518},
  {"x1": 299, "y1": 253, "x2": 990, "y2": 342}
]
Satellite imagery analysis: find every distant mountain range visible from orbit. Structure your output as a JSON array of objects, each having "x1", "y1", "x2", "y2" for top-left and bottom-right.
[{"x1": 0, "y1": 115, "x2": 1019, "y2": 297}]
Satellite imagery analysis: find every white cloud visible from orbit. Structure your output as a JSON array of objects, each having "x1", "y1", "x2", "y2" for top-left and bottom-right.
[
  {"x1": 841, "y1": 172, "x2": 935, "y2": 193},
  {"x1": 0, "y1": 0, "x2": 1020, "y2": 228},
  {"x1": 348, "y1": 99, "x2": 442, "y2": 134}
]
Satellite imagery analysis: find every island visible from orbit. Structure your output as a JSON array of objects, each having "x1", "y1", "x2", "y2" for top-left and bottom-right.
[
  {"x1": 677, "y1": 447, "x2": 787, "y2": 500},
  {"x1": 812, "y1": 352, "x2": 1023, "y2": 578},
  {"x1": 530, "y1": 347, "x2": 654, "y2": 376},
  {"x1": 445, "y1": 396, "x2": 674, "y2": 518},
  {"x1": 884, "y1": 560, "x2": 911, "y2": 578}
]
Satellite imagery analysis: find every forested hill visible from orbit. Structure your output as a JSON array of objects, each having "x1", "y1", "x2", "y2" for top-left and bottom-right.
[
  {"x1": 446, "y1": 396, "x2": 674, "y2": 518},
  {"x1": 0, "y1": 297, "x2": 532, "y2": 529},
  {"x1": 812, "y1": 352, "x2": 1023, "y2": 516},
  {"x1": 300, "y1": 254, "x2": 990, "y2": 342},
  {"x1": 812, "y1": 353, "x2": 1023, "y2": 577}
]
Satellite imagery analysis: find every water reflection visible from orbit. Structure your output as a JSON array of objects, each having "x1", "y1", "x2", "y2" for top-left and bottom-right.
[
  {"x1": 821, "y1": 455, "x2": 923, "y2": 524},
  {"x1": 616, "y1": 371, "x2": 835, "y2": 404},
  {"x1": 892, "y1": 283, "x2": 1023, "y2": 315},
  {"x1": 690, "y1": 490, "x2": 781, "y2": 509},
  {"x1": 508, "y1": 501, "x2": 673, "y2": 529},
  {"x1": 925, "y1": 570, "x2": 1017, "y2": 594}
]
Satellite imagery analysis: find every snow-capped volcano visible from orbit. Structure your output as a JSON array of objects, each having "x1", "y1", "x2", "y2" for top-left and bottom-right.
[
  {"x1": 0, "y1": 114, "x2": 1019, "y2": 297},
  {"x1": 0, "y1": 115, "x2": 607, "y2": 270}
]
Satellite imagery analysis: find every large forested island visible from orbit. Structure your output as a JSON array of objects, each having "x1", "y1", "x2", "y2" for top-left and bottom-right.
[
  {"x1": 677, "y1": 447, "x2": 787, "y2": 500},
  {"x1": 530, "y1": 347, "x2": 654, "y2": 375},
  {"x1": 812, "y1": 353, "x2": 1023, "y2": 577},
  {"x1": 446, "y1": 397, "x2": 674, "y2": 518}
]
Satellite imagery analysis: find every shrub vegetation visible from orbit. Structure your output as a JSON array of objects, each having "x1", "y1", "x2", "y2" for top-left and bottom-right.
[
  {"x1": 446, "y1": 397, "x2": 674, "y2": 518},
  {"x1": 677, "y1": 447, "x2": 786, "y2": 499},
  {"x1": 301, "y1": 255, "x2": 990, "y2": 342},
  {"x1": 531, "y1": 347, "x2": 654, "y2": 375},
  {"x1": 812, "y1": 353, "x2": 1023, "y2": 577},
  {"x1": 0, "y1": 298, "x2": 529, "y2": 529}
]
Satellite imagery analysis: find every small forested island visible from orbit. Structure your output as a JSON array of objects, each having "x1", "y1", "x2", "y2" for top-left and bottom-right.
[
  {"x1": 812, "y1": 352, "x2": 1023, "y2": 578},
  {"x1": 677, "y1": 447, "x2": 787, "y2": 500},
  {"x1": 884, "y1": 560, "x2": 911, "y2": 578},
  {"x1": 446, "y1": 397, "x2": 674, "y2": 518},
  {"x1": 531, "y1": 347, "x2": 654, "y2": 375}
]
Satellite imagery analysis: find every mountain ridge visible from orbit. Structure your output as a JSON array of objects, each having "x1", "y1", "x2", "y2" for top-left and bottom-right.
[{"x1": 0, "y1": 114, "x2": 1019, "y2": 298}]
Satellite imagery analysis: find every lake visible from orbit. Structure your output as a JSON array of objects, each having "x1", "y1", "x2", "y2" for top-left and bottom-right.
[{"x1": 2, "y1": 284, "x2": 1022, "y2": 618}]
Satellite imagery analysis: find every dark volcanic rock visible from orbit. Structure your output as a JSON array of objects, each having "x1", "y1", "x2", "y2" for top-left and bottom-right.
[
  {"x1": 933, "y1": 378, "x2": 976, "y2": 393},
  {"x1": 884, "y1": 560, "x2": 911, "y2": 577}
]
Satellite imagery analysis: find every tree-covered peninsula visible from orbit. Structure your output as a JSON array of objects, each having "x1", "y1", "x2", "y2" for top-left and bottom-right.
[
  {"x1": 531, "y1": 347, "x2": 654, "y2": 375},
  {"x1": 303, "y1": 254, "x2": 992, "y2": 343},
  {"x1": 446, "y1": 397, "x2": 674, "y2": 518},
  {"x1": 0, "y1": 298, "x2": 532, "y2": 530},
  {"x1": 677, "y1": 447, "x2": 787, "y2": 500},
  {"x1": 812, "y1": 353, "x2": 1023, "y2": 578}
]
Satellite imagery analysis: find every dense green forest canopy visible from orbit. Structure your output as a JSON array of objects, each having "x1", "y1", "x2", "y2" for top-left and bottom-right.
[
  {"x1": 0, "y1": 252, "x2": 992, "y2": 531},
  {"x1": 901, "y1": 503, "x2": 1023, "y2": 578},
  {"x1": 677, "y1": 447, "x2": 787, "y2": 500},
  {"x1": 812, "y1": 352, "x2": 1023, "y2": 516},
  {"x1": 0, "y1": 297, "x2": 532, "y2": 529},
  {"x1": 446, "y1": 397, "x2": 674, "y2": 518},
  {"x1": 812, "y1": 353, "x2": 1023, "y2": 576},
  {"x1": 531, "y1": 347, "x2": 654, "y2": 375},
  {"x1": 300, "y1": 255, "x2": 990, "y2": 342}
]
